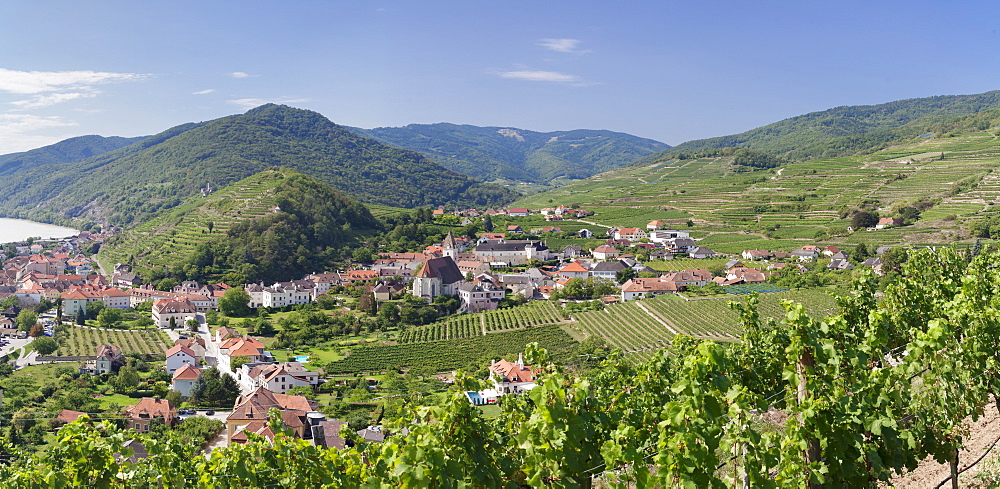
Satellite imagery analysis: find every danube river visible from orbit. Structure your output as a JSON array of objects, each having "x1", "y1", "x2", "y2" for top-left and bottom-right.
[{"x1": 0, "y1": 218, "x2": 79, "y2": 244}]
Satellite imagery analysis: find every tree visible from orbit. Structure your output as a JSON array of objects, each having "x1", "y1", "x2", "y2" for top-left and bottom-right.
[
  {"x1": 96, "y1": 308, "x2": 124, "y2": 328},
  {"x1": 28, "y1": 323, "x2": 44, "y2": 337},
  {"x1": 75, "y1": 310, "x2": 86, "y2": 326},
  {"x1": 85, "y1": 301, "x2": 104, "y2": 318},
  {"x1": 218, "y1": 287, "x2": 252, "y2": 317},
  {"x1": 111, "y1": 366, "x2": 140, "y2": 394},
  {"x1": 169, "y1": 316, "x2": 176, "y2": 329},
  {"x1": 187, "y1": 318, "x2": 200, "y2": 333},
  {"x1": 15, "y1": 310, "x2": 37, "y2": 333},
  {"x1": 231, "y1": 355, "x2": 252, "y2": 370},
  {"x1": 483, "y1": 214, "x2": 494, "y2": 232},
  {"x1": 352, "y1": 247, "x2": 374, "y2": 264},
  {"x1": 615, "y1": 268, "x2": 637, "y2": 285},
  {"x1": 32, "y1": 336, "x2": 57, "y2": 355},
  {"x1": 255, "y1": 318, "x2": 275, "y2": 336},
  {"x1": 851, "y1": 211, "x2": 879, "y2": 229}
]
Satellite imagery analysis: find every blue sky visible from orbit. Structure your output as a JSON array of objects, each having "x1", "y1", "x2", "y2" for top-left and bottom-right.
[{"x1": 1, "y1": 1, "x2": 999, "y2": 153}]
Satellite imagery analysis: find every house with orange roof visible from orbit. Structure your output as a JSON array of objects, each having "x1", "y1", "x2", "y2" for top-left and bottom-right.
[
  {"x1": 646, "y1": 220, "x2": 666, "y2": 230},
  {"x1": 613, "y1": 227, "x2": 648, "y2": 241},
  {"x1": 215, "y1": 326, "x2": 241, "y2": 343},
  {"x1": 171, "y1": 363, "x2": 202, "y2": 397},
  {"x1": 591, "y1": 245, "x2": 619, "y2": 261},
  {"x1": 226, "y1": 387, "x2": 319, "y2": 440},
  {"x1": 219, "y1": 337, "x2": 269, "y2": 371},
  {"x1": 557, "y1": 260, "x2": 590, "y2": 279},
  {"x1": 620, "y1": 277, "x2": 681, "y2": 301},
  {"x1": 468, "y1": 354, "x2": 539, "y2": 405},
  {"x1": 125, "y1": 398, "x2": 176, "y2": 432}
]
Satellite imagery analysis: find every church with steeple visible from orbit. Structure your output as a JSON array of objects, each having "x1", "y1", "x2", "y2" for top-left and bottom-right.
[{"x1": 412, "y1": 232, "x2": 464, "y2": 301}]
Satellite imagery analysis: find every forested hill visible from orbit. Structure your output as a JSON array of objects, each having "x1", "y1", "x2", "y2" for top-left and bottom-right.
[
  {"x1": 0, "y1": 105, "x2": 515, "y2": 227},
  {"x1": 0, "y1": 134, "x2": 144, "y2": 176},
  {"x1": 349, "y1": 123, "x2": 669, "y2": 185},
  {"x1": 101, "y1": 168, "x2": 379, "y2": 283},
  {"x1": 644, "y1": 90, "x2": 1000, "y2": 162}
]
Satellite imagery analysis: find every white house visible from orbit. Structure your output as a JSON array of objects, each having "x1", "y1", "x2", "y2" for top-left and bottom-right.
[
  {"x1": 165, "y1": 344, "x2": 198, "y2": 374},
  {"x1": 240, "y1": 362, "x2": 320, "y2": 394},
  {"x1": 171, "y1": 363, "x2": 202, "y2": 397}
]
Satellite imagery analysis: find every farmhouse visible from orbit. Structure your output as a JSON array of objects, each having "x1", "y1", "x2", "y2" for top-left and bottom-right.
[
  {"x1": 457, "y1": 279, "x2": 505, "y2": 313},
  {"x1": 591, "y1": 245, "x2": 619, "y2": 261},
  {"x1": 164, "y1": 344, "x2": 198, "y2": 374},
  {"x1": 620, "y1": 278, "x2": 680, "y2": 301}
]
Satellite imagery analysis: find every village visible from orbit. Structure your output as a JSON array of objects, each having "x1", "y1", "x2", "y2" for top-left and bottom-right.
[{"x1": 0, "y1": 203, "x2": 898, "y2": 454}]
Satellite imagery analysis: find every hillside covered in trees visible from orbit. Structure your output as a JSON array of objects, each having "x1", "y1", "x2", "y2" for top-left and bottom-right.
[
  {"x1": 0, "y1": 105, "x2": 514, "y2": 227},
  {"x1": 350, "y1": 123, "x2": 669, "y2": 185},
  {"x1": 644, "y1": 89, "x2": 1000, "y2": 162}
]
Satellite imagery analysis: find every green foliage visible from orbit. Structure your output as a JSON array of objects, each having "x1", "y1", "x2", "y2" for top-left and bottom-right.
[
  {"x1": 96, "y1": 308, "x2": 123, "y2": 328},
  {"x1": 647, "y1": 89, "x2": 1000, "y2": 161},
  {"x1": 550, "y1": 277, "x2": 617, "y2": 300},
  {"x1": 31, "y1": 337, "x2": 57, "y2": 355},
  {"x1": 218, "y1": 287, "x2": 251, "y2": 317},
  {"x1": 15, "y1": 310, "x2": 37, "y2": 332},
  {"x1": 189, "y1": 367, "x2": 240, "y2": 407}
]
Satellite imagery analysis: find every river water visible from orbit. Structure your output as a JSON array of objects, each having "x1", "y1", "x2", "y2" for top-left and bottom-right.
[{"x1": 0, "y1": 218, "x2": 79, "y2": 244}]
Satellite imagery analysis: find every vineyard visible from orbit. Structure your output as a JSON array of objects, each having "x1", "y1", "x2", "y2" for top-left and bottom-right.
[
  {"x1": 569, "y1": 289, "x2": 838, "y2": 358},
  {"x1": 397, "y1": 302, "x2": 564, "y2": 343},
  {"x1": 325, "y1": 325, "x2": 576, "y2": 374},
  {"x1": 52, "y1": 325, "x2": 172, "y2": 358}
]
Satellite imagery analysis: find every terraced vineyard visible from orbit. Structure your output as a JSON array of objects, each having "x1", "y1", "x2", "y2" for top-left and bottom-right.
[
  {"x1": 570, "y1": 289, "x2": 838, "y2": 359},
  {"x1": 398, "y1": 302, "x2": 564, "y2": 343},
  {"x1": 326, "y1": 325, "x2": 577, "y2": 374},
  {"x1": 514, "y1": 130, "x2": 1000, "y2": 250},
  {"x1": 98, "y1": 169, "x2": 291, "y2": 273},
  {"x1": 52, "y1": 325, "x2": 172, "y2": 358}
]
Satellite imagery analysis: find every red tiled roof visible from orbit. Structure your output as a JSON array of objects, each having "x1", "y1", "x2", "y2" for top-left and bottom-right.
[{"x1": 172, "y1": 363, "x2": 202, "y2": 380}]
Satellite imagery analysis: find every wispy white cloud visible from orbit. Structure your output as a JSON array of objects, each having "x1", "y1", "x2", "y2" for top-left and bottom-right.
[
  {"x1": 230, "y1": 72, "x2": 252, "y2": 79},
  {"x1": 227, "y1": 97, "x2": 310, "y2": 110},
  {"x1": 192, "y1": 89, "x2": 216, "y2": 95},
  {"x1": 499, "y1": 70, "x2": 580, "y2": 83},
  {"x1": 0, "y1": 68, "x2": 147, "y2": 95},
  {"x1": 539, "y1": 38, "x2": 589, "y2": 54},
  {"x1": 11, "y1": 92, "x2": 96, "y2": 109},
  {"x1": 0, "y1": 113, "x2": 77, "y2": 153}
]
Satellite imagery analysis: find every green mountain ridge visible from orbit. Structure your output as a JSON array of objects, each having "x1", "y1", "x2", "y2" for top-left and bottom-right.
[
  {"x1": 645, "y1": 90, "x2": 1000, "y2": 162},
  {"x1": 0, "y1": 135, "x2": 145, "y2": 176},
  {"x1": 349, "y1": 123, "x2": 669, "y2": 185},
  {"x1": 0, "y1": 105, "x2": 514, "y2": 227}
]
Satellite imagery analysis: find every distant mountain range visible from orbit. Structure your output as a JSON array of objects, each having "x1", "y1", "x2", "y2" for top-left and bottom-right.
[
  {"x1": 644, "y1": 90, "x2": 1000, "y2": 162},
  {"x1": 349, "y1": 123, "x2": 670, "y2": 185},
  {"x1": 0, "y1": 135, "x2": 143, "y2": 176},
  {"x1": 0, "y1": 105, "x2": 515, "y2": 227}
]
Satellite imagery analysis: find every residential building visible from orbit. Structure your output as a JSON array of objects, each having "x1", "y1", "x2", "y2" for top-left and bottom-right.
[
  {"x1": 125, "y1": 398, "x2": 176, "y2": 432},
  {"x1": 165, "y1": 344, "x2": 198, "y2": 374},
  {"x1": 457, "y1": 279, "x2": 505, "y2": 313},
  {"x1": 171, "y1": 364, "x2": 202, "y2": 397},
  {"x1": 79, "y1": 344, "x2": 124, "y2": 375},
  {"x1": 151, "y1": 298, "x2": 198, "y2": 328},
  {"x1": 226, "y1": 387, "x2": 319, "y2": 440},
  {"x1": 472, "y1": 241, "x2": 550, "y2": 266}
]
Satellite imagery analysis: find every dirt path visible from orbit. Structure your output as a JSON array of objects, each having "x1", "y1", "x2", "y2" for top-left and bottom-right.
[
  {"x1": 633, "y1": 302, "x2": 678, "y2": 335},
  {"x1": 888, "y1": 401, "x2": 1000, "y2": 488}
]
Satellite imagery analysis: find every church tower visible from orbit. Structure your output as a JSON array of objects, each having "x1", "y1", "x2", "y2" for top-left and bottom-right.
[{"x1": 442, "y1": 231, "x2": 459, "y2": 260}]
